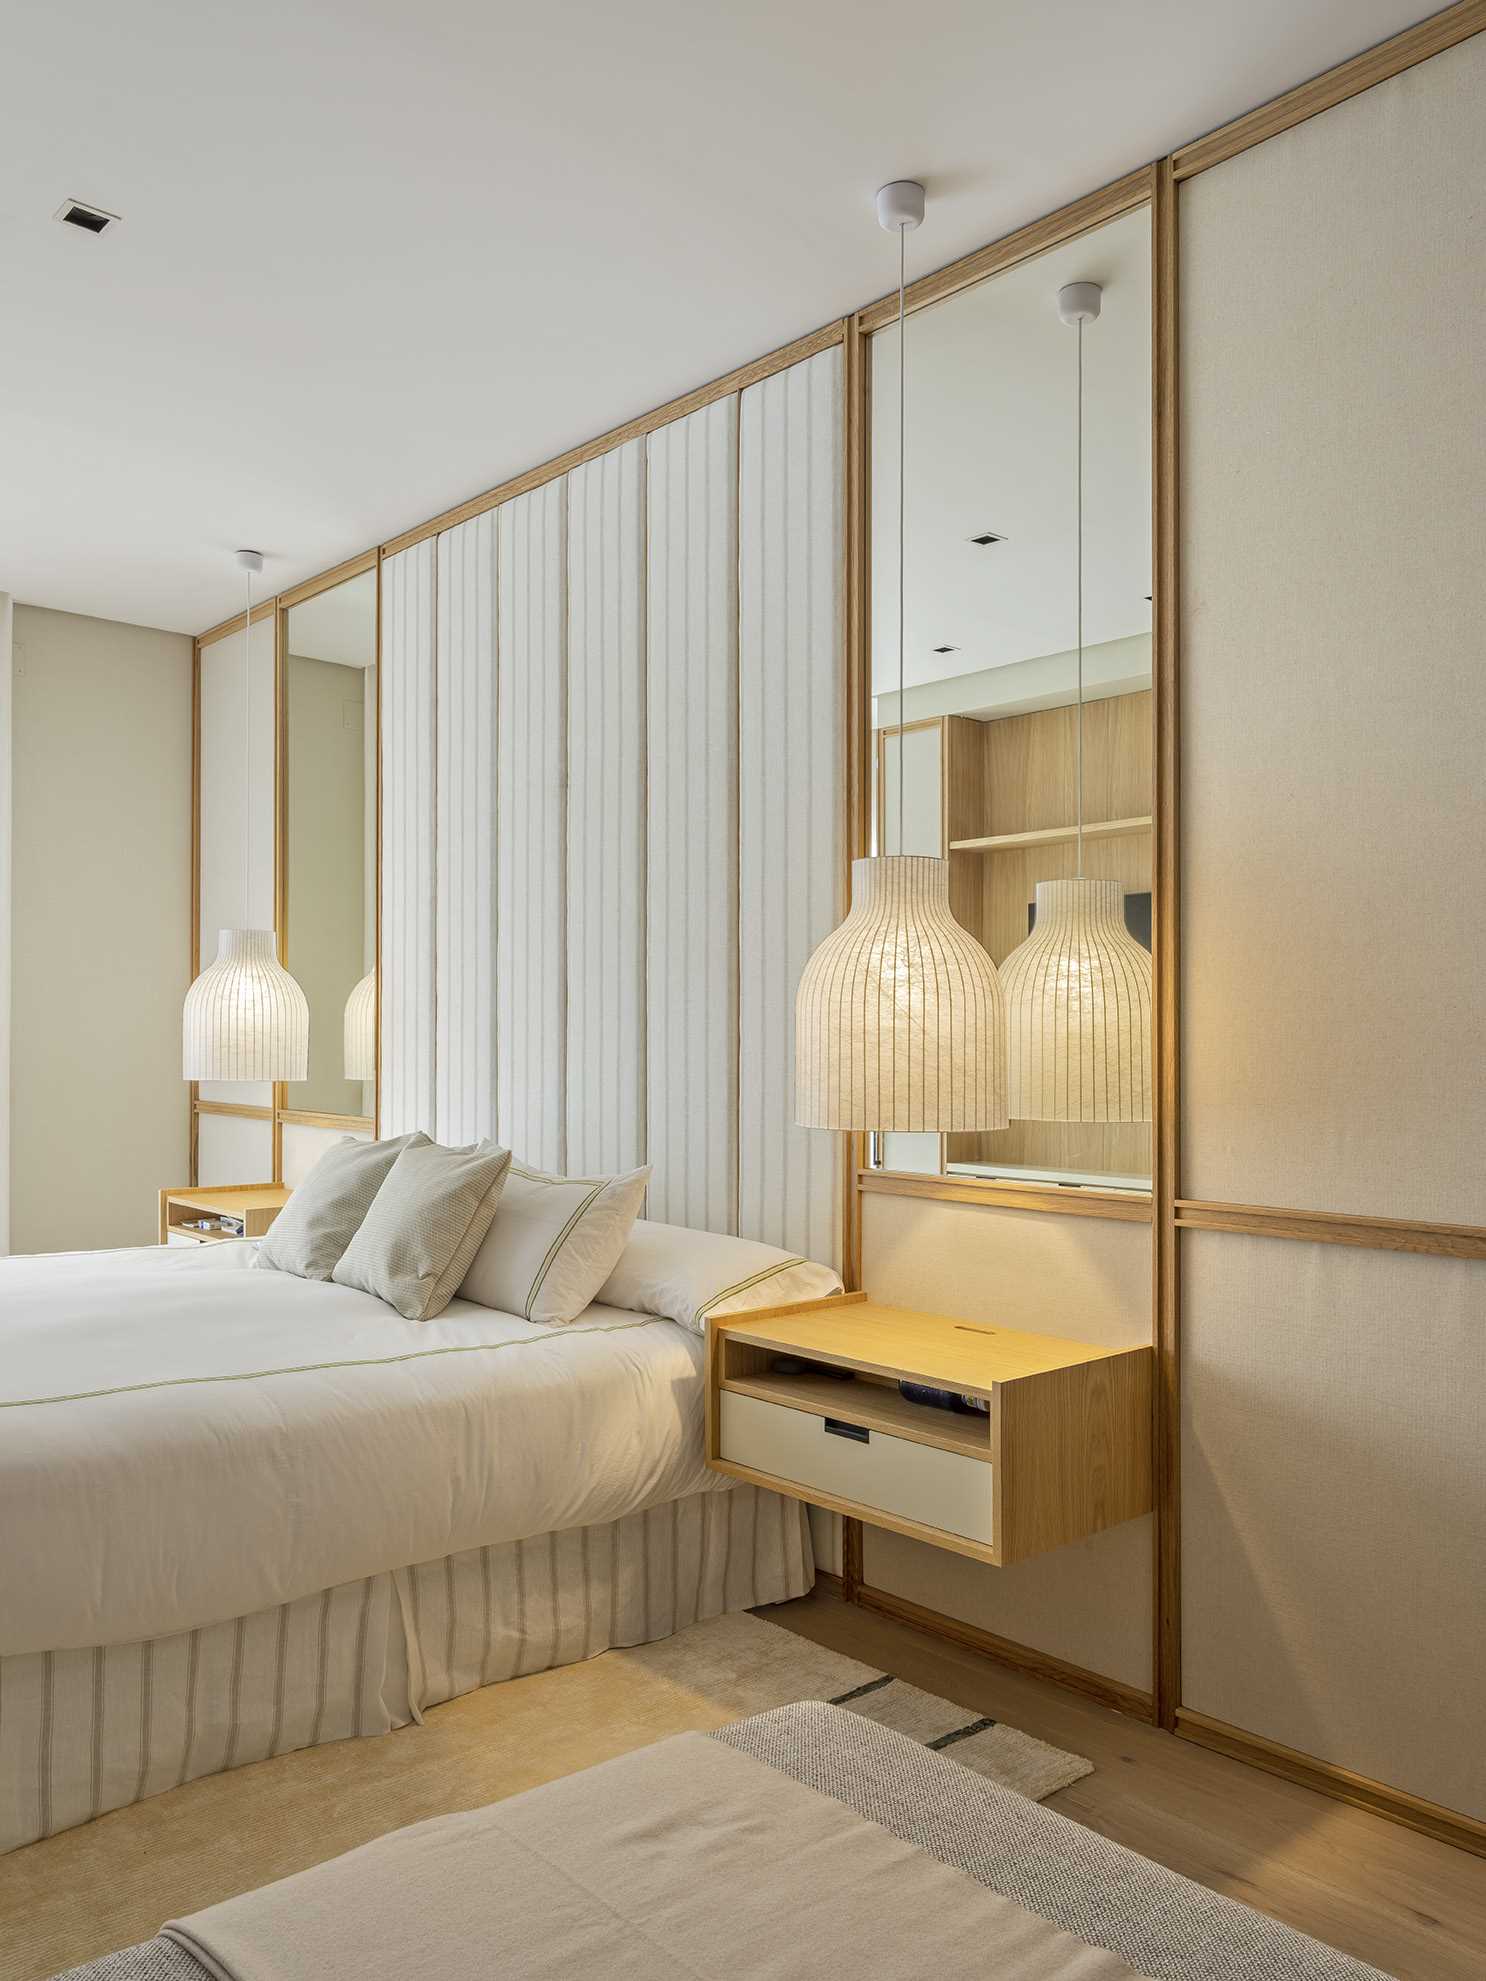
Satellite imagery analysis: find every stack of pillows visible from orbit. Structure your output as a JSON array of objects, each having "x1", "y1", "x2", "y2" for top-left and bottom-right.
[{"x1": 254, "y1": 1133, "x2": 841, "y2": 1334}]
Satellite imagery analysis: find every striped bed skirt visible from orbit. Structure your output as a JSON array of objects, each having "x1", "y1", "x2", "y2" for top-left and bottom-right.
[{"x1": 0, "y1": 1483, "x2": 812, "y2": 1857}]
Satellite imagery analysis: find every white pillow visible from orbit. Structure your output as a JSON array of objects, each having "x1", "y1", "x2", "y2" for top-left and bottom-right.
[
  {"x1": 458, "y1": 1163, "x2": 650, "y2": 1324},
  {"x1": 596, "y1": 1220, "x2": 843, "y2": 1337}
]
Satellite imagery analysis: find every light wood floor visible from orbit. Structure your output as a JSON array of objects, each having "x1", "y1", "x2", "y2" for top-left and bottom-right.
[{"x1": 774, "y1": 1586, "x2": 1486, "y2": 1981}]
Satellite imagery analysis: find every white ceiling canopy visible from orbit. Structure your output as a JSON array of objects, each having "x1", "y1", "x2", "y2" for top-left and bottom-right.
[{"x1": 0, "y1": 0, "x2": 1434, "y2": 634}]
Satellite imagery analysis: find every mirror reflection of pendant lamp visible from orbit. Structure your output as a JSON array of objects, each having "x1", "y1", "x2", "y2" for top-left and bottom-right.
[
  {"x1": 1000, "y1": 282, "x2": 1151, "y2": 1123},
  {"x1": 343, "y1": 969, "x2": 376, "y2": 1081},
  {"x1": 795, "y1": 182, "x2": 1007, "y2": 1134},
  {"x1": 182, "y1": 551, "x2": 310, "y2": 1083}
]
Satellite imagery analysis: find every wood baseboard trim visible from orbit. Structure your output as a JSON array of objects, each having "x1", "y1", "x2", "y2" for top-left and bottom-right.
[
  {"x1": 851, "y1": 1582, "x2": 1156, "y2": 1723},
  {"x1": 1176, "y1": 1710, "x2": 1486, "y2": 1859}
]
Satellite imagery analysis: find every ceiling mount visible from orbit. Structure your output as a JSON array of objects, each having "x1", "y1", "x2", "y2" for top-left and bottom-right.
[
  {"x1": 1057, "y1": 280, "x2": 1103, "y2": 325},
  {"x1": 875, "y1": 180, "x2": 925, "y2": 232},
  {"x1": 235, "y1": 548, "x2": 265, "y2": 575}
]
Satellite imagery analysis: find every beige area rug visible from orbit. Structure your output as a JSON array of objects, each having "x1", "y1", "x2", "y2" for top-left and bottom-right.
[{"x1": 0, "y1": 1610, "x2": 1089, "y2": 1981}]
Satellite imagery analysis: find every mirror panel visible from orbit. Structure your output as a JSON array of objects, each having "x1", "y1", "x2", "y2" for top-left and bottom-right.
[
  {"x1": 870, "y1": 204, "x2": 1153, "y2": 1191},
  {"x1": 283, "y1": 570, "x2": 377, "y2": 1121}
]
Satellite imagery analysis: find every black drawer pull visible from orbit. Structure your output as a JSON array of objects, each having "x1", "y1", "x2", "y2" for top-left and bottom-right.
[{"x1": 823, "y1": 1417, "x2": 869, "y2": 1444}]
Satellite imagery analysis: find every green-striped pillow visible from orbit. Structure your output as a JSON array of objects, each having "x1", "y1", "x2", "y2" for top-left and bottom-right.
[
  {"x1": 595, "y1": 1220, "x2": 842, "y2": 1337},
  {"x1": 458, "y1": 1164, "x2": 650, "y2": 1324}
]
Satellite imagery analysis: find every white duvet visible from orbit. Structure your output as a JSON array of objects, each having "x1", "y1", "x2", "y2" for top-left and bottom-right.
[{"x1": 0, "y1": 1241, "x2": 722, "y2": 1658}]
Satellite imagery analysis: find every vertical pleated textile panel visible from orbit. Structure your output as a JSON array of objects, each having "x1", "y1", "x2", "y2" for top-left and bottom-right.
[
  {"x1": 645, "y1": 398, "x2": 740, "y2": 1231},
  {"x1": 435, "y1": 514, "x2": 499, "y2": 1145},
  {"x1": 737, "y1": 347, "x2": 844, "y2": 1265},
  {"x1": 496, "y1": 482, "x2": 568, "y2": 1173},
  {"x1": 565, "y1": 440, "x2": 647, "y2": 1178},
  {"x1": 379, "y1": 543, "x2": 438, "y2": 1138}
]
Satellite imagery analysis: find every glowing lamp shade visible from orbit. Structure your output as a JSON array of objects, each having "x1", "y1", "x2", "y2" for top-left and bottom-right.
[
  {"x1": 1002, "y1": 878, "x2": 1151, "y2": 1122},
  {"x1": 343, "y1": 969, "x2": 376, "y2": 1081},
  {"x1": 183, "y1": 929, "x2": 310, "y2": 1083},
  {"x1": 795, "y1": 854, "x2": 1008, "y2": 1132}
]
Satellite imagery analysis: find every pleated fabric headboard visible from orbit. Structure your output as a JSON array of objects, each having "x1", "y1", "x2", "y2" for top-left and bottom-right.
[{"x1": 379, "y1": 347, "x2": 844, "y2": 1267}]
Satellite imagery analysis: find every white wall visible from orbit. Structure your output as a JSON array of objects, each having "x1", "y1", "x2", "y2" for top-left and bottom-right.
[{"x1": 8, "y1": 606, "x2": 192, "y2": 1250}]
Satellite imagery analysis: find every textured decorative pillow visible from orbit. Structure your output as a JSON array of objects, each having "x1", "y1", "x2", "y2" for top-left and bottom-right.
[
  {"x1": 255, "y1": 1132, "x2": 429, "y2": 1281},
  {"x1": 458, "y1": 1163, "x2": 650, "y2": 1325},
  {"x1": 597, "y1": 1220, "x2": 843, "y2": 1337},
  {"x1": 332, "y1": 1140, "x2": 513, "y2": 1322}
]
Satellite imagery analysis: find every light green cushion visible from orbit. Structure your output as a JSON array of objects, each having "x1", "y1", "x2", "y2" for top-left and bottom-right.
[
  {"x1": 332, "y1": 1139, "x2": 513, "y2": 1321},
  {"x1": 255, "y1": 1133, "x2": 429, "y2": 1281}
]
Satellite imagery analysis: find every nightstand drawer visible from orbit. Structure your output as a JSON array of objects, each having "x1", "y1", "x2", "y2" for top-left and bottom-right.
[{"x1": 719, "y1": 1389, "x2": 994, "y2": 1546}]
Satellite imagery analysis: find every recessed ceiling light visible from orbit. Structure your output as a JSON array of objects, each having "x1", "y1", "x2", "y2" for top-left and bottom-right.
[
  {"x1": 931, "y1": 644, "x2": 958, "y2": 654},
  {"x1": 53, "y1": 198, "x2": 120, "y2": 236},
  {"x1": 968, "y1": 531, "x2": 1005, "y2": 547}
]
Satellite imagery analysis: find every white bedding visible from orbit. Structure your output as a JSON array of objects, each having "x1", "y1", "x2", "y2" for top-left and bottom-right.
[{"x1": 1, "y1": 1240, "x2": 723, "y2": 1658}]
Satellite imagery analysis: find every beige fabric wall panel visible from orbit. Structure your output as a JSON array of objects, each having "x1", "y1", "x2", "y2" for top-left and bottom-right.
[
  {"x1": 738, "y1": 347, "x2": 844, "y2": 1267},
  {"x1": 566, "y1": 440, "x2": 647, "y2": 1178},
  {"x1": 645, "y1": 397, "x2": 740, "y2": 1231},
  {"x1": 860, "y1": 1189, "x2": 1152, "y2": 1687},
  {"x1": 1182, "y1": 1232, "x2": 1486, "y2": 1820},
  {"x1": 198, "y1": 614, "x2": 276, "y2": 1110},
  {"x1": 379, "y1": 543, "x2": 437, "y2": 1139},
  {"x1": 195, "y1": 1112, "x2": 274, "y2": 1189},
  {"x1": 280, "y1": 1120, "x2": 371, "y2": 1189},
  {"x1": 496, "y1": 480, "x2": 567, "y2": 1174},
  {"x1": 1180, "y1": 33, "x2": 1486, "y2": 1224},
  {"x1": 435, "y1": 513, "x2": 499, "y2": 1146},
  {"x1": 9, "y1": 607, "x2": 191, "y2": 1250}
]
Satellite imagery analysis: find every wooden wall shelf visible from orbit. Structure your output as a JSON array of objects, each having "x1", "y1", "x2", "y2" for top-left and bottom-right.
[{"x1": 950, "y1": 813, "x2": 1153, "y2": 853}]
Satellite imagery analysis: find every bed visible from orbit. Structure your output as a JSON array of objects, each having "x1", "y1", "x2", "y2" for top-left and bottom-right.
[
  {"x1": 0, "y1": 1239, "x2": 814, "y2": 1855},
  {"x1": 57, "y1": 1702, "x2": 1391, "y2": 1981}
]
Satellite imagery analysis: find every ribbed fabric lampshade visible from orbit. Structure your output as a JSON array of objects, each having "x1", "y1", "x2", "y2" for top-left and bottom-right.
[
  {"x1": 343, "y1": 969, "x2": 376, "y2": 1081},
  {"x1": 183, "y1": 929, "x2": 310, "y2": 1082},
  {"x1": 1002, "y1": 878, "x2": 1151, "y2": 1122},
  {"x1": 795, "y1": 854, "x2": 1008, "y2": 1132}
]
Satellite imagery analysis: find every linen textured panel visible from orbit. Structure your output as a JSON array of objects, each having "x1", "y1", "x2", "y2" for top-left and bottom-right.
[
  {"x1": 861, "y1": 1190, "x2": 1152, "y2": 1690},
  {"x1": 738, "y1": 347, "x2": 844, "y2": 1265},
  {"x1": 379, "y1": 543, "x2": 437, "y2": 1139},
  {"x1": 496, "y1": 480, "x2": 568, "y2": 1173},
  {"x1": 435, "y1": 513, "x2": 499, "y2": 1146},
  {"x1": 1182, "y1": 1233, "x2": 1486, "y2": 1821},
  {"x1": 645, "y1": 398, "x2": 740, "y2": 1231},
  {"x1": 280, "y1": 1120, "x2": 372, "y2": 1190},
  {"x1": 197, "y1": 616, "x2": 276, "y2": 1109},
  {"x1": 194, "y1": 1112, "x2": 274, "y2": 1190},
  {"x1": 1180, "y1": 31, "x2": 1486, "y2": 1224},
  {"x1": 566, "y1": 441, "x2": 647, "y2": 1178}
]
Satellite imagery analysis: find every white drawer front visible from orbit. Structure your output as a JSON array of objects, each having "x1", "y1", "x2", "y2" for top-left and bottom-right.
[{"x1": 720, "y1": 1391, "x2": 994, "y2": 1546}]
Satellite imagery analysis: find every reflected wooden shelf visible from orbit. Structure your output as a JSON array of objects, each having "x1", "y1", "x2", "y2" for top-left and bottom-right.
[{"x1": 949, "y1": 813, "x2": 1153, "y2": 853}]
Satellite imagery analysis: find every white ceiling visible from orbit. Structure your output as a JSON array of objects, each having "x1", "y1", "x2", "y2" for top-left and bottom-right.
[{"x1": 0, "y1": 0, "x2": 1434, "y2": 635}]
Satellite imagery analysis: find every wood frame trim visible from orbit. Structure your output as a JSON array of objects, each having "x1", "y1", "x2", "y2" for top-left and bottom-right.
[
  {"x1": 1176, "y1": 1709, "x2": 1486, "y2": 1859},
  {"x1": 855, "y1": 1581, "x2": 1156, "y2": 1722},
  {"x1": 842, "y1": 309, "x2": 871, "y2": 1292},
  {"x1": 277, "y1": 547, "x2": 379, "y2": 613},
  {"x1": 1171, "y1": 0, "x2": 1486, "y2": 181},
  {"x1": 1176, "y1": 1200, "x2": 1486, "y2": 1261},
  {"x1": 194, "y1": 1099, "x2": 274, "y2": 1122},
  {"x1": 188, "y1": 642, "x2": 202, "y2": 1185},
  {"x1": 195, "y1": 597, "x2": 279, "y2": 649},
  {"x1": 272, "y1": 600, "x2": 289, "y2": 1184},
  {"x1": 860, "y1": 1169, "x2": 1151, "y2": 1224},
  {"x1": 1151, "y1": 155, "x2": 1181, "y2": 1731}
]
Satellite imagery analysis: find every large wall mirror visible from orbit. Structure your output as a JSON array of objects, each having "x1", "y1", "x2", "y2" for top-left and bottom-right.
[
  {"x1": 870, "y1": 204, "x2": 1152, "y2": 1193},
  {"x1": 282, "y1": 570, "x2": 377, "y2": 1124}
]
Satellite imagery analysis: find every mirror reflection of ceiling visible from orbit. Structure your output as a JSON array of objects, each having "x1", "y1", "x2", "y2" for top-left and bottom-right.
[
  {"x1": 872, "y1": 207, "x2": 1151, "y2": 702},
  {"x1": 285, "y1": 568, "x2": 377, "y2": 669}
]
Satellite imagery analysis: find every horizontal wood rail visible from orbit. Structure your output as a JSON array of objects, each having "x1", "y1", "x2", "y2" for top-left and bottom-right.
[
  {"x1": 1176, "y1": 1200, "x2": 1486, "y2": 1261},
  {"x1": 860, "y1": 1170, "x2": 1152, "y2": 1223}
]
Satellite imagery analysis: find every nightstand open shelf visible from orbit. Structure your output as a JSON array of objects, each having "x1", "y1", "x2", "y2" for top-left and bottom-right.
[
  {"x1": 158, "y1": 1184, "x2": 291, "y2": 1245},
  {"x1": 706, "y1": 1292, "x2": 1152, "y2": 1567}
]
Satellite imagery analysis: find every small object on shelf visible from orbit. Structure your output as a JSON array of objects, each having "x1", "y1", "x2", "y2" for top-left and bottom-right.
[
  {"x1": 898, "y1": 1381, "x2": 963, "y2": 1413},
  {"x1": 773, "y1": 1355, "x2": 854, "y2": 1382}
]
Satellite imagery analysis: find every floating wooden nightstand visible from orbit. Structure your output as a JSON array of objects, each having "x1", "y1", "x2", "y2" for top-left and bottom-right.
[
  {"x1": 706, "y1": 1293, "x2": 1152, "y2": 1567},
  {"x1": 159, "y1": 1184, "x2": 291, "y2": 1246}
]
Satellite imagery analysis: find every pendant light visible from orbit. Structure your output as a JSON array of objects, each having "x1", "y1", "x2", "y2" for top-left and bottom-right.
[
  {"x1": 795, "y1": 183, "x2": 1007, "y2": 1134},
  {"x1": 1000, "y1": 282, "x2": 1151, "y2": 1123},
  {"x1": 183, "y1": 551, "x2": 310, "y2": 1083},
  {"x1": 343, "y1": 968, "x2": 376, "y2": 1081}
]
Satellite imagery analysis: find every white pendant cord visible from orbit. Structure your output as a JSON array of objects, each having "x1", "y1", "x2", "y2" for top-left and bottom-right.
[
  {"x1": 897, "y1": 218, "x2": 907, "y2": 866},
  {"x1": 1075, "y1": 316, "x2": 1085, "y2": 879},
  {"x1": 242, "y1": 564, "x2": 253, "y2": 928}
]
